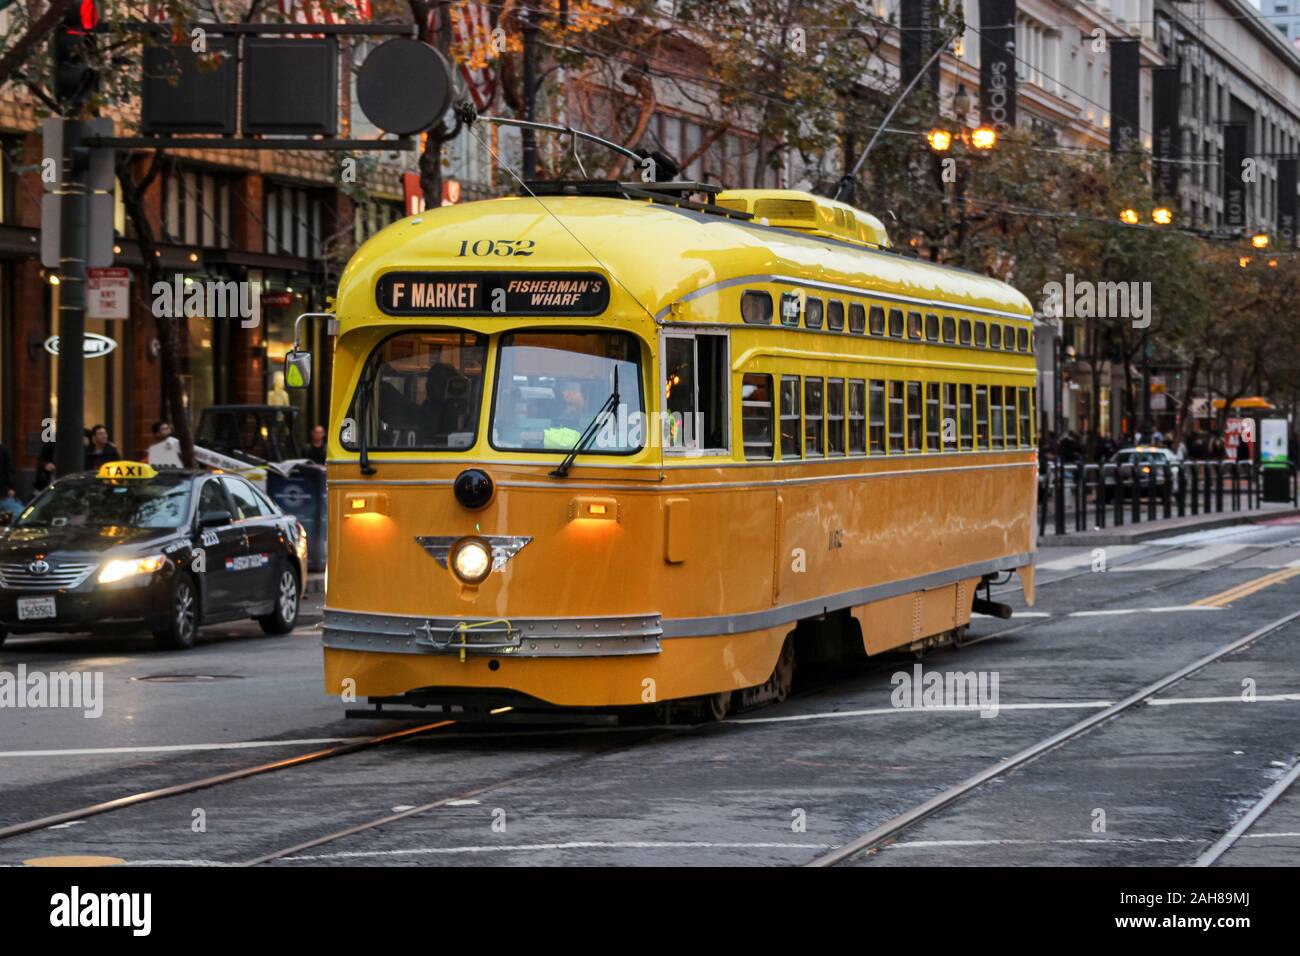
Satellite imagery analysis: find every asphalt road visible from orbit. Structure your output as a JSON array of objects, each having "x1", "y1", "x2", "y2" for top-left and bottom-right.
[{"x1": 2, "y1": 518, "x2": 1299, "y2": 867}]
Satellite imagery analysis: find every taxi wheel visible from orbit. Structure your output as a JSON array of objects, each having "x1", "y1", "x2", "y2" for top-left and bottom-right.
[
  {"x1": 154, "y1": 573, "x2": 198, "y2": 650},
  {"x1": 259, "y1": 564, "x2": 299, "y2": 635}
]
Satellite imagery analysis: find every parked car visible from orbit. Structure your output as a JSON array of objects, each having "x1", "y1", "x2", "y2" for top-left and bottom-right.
[{"x1": 1103, "y1": 446, "x2": 1183, "y2": 500}]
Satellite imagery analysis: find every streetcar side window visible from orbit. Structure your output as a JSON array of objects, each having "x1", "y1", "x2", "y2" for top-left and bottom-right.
[
  {"x1": 827, "y1": 299, "x2": 845, "y2": 332},
  {"x1": 779, "y1": 376, "x2": 801, "y2": 459},
  {"x1": 888, "y1": 381, "x2": 905, "y2": 453},
  {"x1": 869, "y1": 306, "x2": 886, "y2": 336},
  {"x1": 1019, "y1": 387, "x2": 1032, "y2": 447},
  {"x1": 780, "y1": 292, "x2": 801, "y2": 327},
  {"x1": 925, "y1": 313, "x2": 940, "y2": 342},
  {"x1": 907, "y1": 312, "x2": 923, "y2": 340},
  {"x1": 869, "y1": 380, "x2": 886, "y2": 455},
  {"x1": 849, "y1": 380, "x2": 866, "y2": 454},
  {"x1": 974, "y1": 321, "x2": 987, "y2": 348},
  {"x1": 942, "y1": 316, "x2": 956, "y2": 343},
  {"x1": 805, "y1": 297, "x2": 824, "y2": 330},
  {"x1": 741, "y1": 373, "x2": 774, "y2": 460},
  {"x1": 989, "y1": 324, "x2": 1002, "y2": 349},
  {"x1": 925, "y1": 382, "x2": 940, "y2": 451},
  {"x1": 888, "y1": 309, "x2": 904, "y2": 338},
  {"x1": 906, "y1": 381, "x2": 922, "y2": 452},
  {"x1": 804, "y1": 378, "x2": 824, "y2": 457},
  {"x1": 959, "y1": 384, "x2": 973, "y2": 449},
  {"x1": 741, "y1": 290, "x2": 774, "y2": 325},
  {"x1": 975, "y1": 385, "x2": 990, "y2": 449},
  {"x1": 942, "y1": 383, "x2": 958, "y2": 450},
  {"x1": 959, "y1": 319, "x2": 972, "y2": 345},
  {"x1": 1018, "y1": 327, "x2": 1030, "y2": 352},
  {"x1": 664, "y1": 333, "x2": 728, "y2": 454},
  {"x1": 990, "y1": 385, "x2": 1005, "y2": 447},
  {"x1": 1003, "y1": 324, "x2": 1015, "y2": 350},
  {"x1": 1004, "y1": 387, "x2": 1018, "y2": 448},
  {"x1": 827, "y1": 379, "x2": 846, "y2": 455},
  {"x1": 849, "y1": 303, "x2": 866, "y2": 334}
]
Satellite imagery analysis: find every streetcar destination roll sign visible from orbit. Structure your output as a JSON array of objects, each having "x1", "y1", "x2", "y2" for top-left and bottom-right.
[{"x1": 376, "y1": 272, "x2": 609, "y2": 316}]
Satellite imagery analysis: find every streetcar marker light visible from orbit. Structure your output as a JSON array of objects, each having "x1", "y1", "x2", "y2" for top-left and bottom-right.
[{"x1": 569, "y1": 496, "x2": 619, "y2": 522}]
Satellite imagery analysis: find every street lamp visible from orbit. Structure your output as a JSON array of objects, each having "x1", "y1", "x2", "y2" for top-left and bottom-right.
[
  {"x1": 1152, "y1": 207, "x2": 1173, "y2": 225},
  {"x1": 970, "y1": 127, "x2": 997, "y2": 150},
  {"x1": 1119, "y1": 208, "x2": 1140, "y2": 225},
  {"x1": 1251, "y1": 232, "x2": 1271, "y2": 249},
  {"x1": 926, "y1": 128, "x2": 953, "y2": 152}
]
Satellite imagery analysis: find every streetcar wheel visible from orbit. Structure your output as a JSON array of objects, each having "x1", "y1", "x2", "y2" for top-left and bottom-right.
[
  {"x1": 153, "y1": 573, "x2": 198, "y2": 650},
  {"x1": 703, "y1": 691, "x2": 732, "y2": 722},
  {"x1": 771, "y1": 636, "x2": 796, "y2": 704},
  {"x1": 258, "y1": 564, "x2": 300, "y2": 635}
]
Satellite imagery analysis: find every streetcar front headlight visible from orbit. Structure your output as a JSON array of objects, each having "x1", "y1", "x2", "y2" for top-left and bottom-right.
[
  {"x1": 98, "y1": 554, "x2": 166, "y2": 584},
  {"x1": 449, "y1": 537, "x2": 492, "y2": 585}
]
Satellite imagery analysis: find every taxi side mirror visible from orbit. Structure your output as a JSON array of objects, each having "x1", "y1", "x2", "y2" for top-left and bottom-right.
[
  {"x1": 285, "y1": 350, "x2": 312, "y2": 389},
  {"x1": 198, "y1": 510, "x2": 233, "y2": 529}
]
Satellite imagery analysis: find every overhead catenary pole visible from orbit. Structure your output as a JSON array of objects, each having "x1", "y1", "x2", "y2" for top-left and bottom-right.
[{"x1": 54, "y1": 119, "x2": 88, "y2": 477}]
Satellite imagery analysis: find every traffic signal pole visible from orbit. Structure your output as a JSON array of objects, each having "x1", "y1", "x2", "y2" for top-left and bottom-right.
[{"x1": 53, "y1": 119, "x2": 89, "y2": 477}]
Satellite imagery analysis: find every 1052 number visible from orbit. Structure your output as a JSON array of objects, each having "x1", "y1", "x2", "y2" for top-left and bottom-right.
[{"x1": 457, "y1": 239, "x2": 535, "y2": 257}]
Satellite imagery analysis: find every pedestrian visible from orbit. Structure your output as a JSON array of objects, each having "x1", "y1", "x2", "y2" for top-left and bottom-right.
[
  {"x1": 306, "y1": 424, "x2": 327, "y2": 465},
  {"x1": 84, "y1": 424, "x2": 121, "y2": 471},
  {"x1": 146, "y1": 420, "x2": 183, "y2": 467},
  {"x1": 33, "y1": 438, "x2": 56, "y2": 490},
  {"x1": 0, "y1": 439, "x2": 21, "y2": 515}
]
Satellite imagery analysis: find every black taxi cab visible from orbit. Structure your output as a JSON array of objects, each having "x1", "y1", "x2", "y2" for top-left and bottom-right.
[{"x1": 0, "y1": 462, "x2": 307, "y2": 649}]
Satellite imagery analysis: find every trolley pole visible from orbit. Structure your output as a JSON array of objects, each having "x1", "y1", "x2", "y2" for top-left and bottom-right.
[
  {"x1": 1140, "y1": 326, "x2": 1152, "y2": 441},
  {"x1": 521, "y1": 2, "x2": 539, "y2": 179}
]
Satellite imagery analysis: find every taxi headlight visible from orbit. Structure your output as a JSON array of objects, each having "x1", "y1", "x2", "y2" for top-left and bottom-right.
[
  {"x1": 98, "y1": 554, "x2": 166, "y2": 584},
  {"x1": 449, "y1": 537, "x2": 492, "y2": 585}
]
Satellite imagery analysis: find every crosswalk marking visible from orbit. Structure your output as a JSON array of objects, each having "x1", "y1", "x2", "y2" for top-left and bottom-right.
[{"x1": 1123, "y1": 543, "x2": 1254, "y2": 571}]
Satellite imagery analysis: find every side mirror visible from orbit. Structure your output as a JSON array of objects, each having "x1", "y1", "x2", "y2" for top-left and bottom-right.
[
  {"x1": 285, "y1": 349, "x2": 312, "y2": 389},
  {"x1": 197, "y1": 510, "x2": 233, "y2": 529}
]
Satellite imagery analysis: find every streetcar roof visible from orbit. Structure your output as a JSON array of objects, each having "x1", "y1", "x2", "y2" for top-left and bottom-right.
[{"x1": 333, "y1": 194, "x2": 1035, "y2": 329}]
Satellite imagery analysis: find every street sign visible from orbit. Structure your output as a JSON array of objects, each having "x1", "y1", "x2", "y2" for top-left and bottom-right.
[
  {"x1": 87, "y1": 267, "x2": 130, "y2": 319},
  {"x1": 357, "y1": 39, "x2": 452, "y2": 135}
]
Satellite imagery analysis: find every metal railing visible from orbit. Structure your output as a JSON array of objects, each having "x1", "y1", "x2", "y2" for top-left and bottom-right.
[{"x1": 1038, "y1": 460, "x2": 1298, "y2": 537}]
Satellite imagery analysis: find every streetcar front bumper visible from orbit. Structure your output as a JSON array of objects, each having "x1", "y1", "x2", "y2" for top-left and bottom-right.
[{"x1": 322, "y1": 608, "x2": 663, "y2": 658}]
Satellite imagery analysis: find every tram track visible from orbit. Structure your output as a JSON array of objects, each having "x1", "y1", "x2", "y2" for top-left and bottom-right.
[{"x1": 806, "y1": 607, "x2": 1300, "y2": 867}]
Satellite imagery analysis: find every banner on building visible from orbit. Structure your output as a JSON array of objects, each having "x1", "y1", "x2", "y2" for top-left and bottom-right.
[
  {"x1": 1223, "y1": 123, "x2": 1248, "y2": 229},
  {"x1": 1279, "y1": 157, "x2": 1297, "y2": 249},
  {"x1": 977, "y1": 0, "x2": 1016, "y2": 134},
  {"x1": 900, "y1": 0, "x2": 941, "y2": 94},
  {"x1": 1109, "y1": 38, "x2": 1140, "y2": 154},
  {"x1": 1151, "y1": 66, "x2": 1180, "y2": 201},
  {"x1": 449, "y1": 1, "x2": 498, "y2": 111}
]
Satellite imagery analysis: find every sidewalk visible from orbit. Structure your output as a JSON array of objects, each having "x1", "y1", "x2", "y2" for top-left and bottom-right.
[{"x1": 1038, "y1": 501, "x2": 1300, "y2": 547}]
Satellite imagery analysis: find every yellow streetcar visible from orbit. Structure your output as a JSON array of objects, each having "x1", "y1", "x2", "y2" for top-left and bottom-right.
[{"x1": 288, "y1": 175, "x2": 1038, "y2": 719}]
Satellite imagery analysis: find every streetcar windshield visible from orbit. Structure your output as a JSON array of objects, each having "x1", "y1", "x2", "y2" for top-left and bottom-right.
[
  {"x1": 17, "y1": 475, "x2": 193, "y2": 529},
  {"x1": 345, "y1": 331, "x2": 487, "y2": 451},
  {"x1": 491, "y1": 331, "x2": 643, "y2": 452}
]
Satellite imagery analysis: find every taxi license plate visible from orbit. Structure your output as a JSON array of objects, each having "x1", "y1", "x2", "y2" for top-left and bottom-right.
[{"x1": 17, "y1": 596, "x2": 56, "y2": 621}]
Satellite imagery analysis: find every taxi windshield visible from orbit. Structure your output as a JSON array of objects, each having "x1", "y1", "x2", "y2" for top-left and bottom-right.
[
  {"x1": 17, "y1": 475, "x2": 193, "y2": 529},
  {"x1": 491, "y1": 330, "x2": 642, "y2": 452}
]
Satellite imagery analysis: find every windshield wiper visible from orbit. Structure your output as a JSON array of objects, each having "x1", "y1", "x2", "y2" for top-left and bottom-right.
[{"x1": 550, "y1": 368, "x2": 619, "y2": 479}]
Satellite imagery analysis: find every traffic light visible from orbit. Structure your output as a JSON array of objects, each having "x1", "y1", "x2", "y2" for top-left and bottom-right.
[{"x1": 51, "y1": 0, "x2": 99, "y2": 111}]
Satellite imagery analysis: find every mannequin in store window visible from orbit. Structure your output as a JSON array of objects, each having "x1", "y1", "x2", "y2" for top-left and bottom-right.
[{"x1": 267, "y1": 369, "x2": 291, "y2": 407}]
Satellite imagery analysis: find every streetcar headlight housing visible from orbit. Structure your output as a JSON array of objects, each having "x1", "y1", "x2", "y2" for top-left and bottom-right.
[
  {"x1": 449, "y1": 537, "x2": 492, "y2": 585},
  {"x1": 98, "y1": 554, "x2": 166, "y2": 584}
]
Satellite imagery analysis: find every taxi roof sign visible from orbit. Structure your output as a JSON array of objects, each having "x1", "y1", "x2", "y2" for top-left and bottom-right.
[{"x1": 97, "y1": 461, "x2": 157, "y2": 480}]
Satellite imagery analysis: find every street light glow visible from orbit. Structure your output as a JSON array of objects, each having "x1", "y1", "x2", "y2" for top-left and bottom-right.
[
  {"x1": 1119, "y1": 208, "x2": 1140, "y2": 225},
  {"x1": 1152, "y1": 207, "x2": 1173, "y2": 225},
  {"x1": 926, "y1": 128, "x2": 953, "y2": 152},
  {"x1": 1251, "y1": 233, "x2": 1270, "y2": 249},
  {"x1": 970, "y1": 126, "x2": 997, "y2": 149}
]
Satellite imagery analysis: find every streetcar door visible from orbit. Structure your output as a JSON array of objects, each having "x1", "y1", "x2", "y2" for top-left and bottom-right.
[{"x1": 661, "y1": 330, "x2": 729, "y2": 455}]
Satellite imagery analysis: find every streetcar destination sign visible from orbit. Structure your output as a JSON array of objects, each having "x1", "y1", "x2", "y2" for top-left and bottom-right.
[{"x1": 375, "y1": 271, "x2": 609, "y2": 316}]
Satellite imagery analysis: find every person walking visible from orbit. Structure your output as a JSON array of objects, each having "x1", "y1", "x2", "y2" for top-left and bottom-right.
[
  {"x1": 84, "y1": 424, "x2": 121, "y2": 471},
  {"x1": 305, "y1": 424, "x2": 327, "y2": 465}
]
